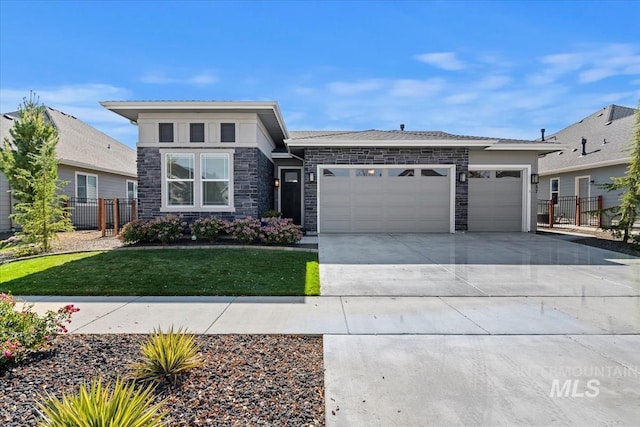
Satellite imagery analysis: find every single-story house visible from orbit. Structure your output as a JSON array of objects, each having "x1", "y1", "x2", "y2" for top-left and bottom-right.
[
  {"x1": 101, "y1": 100, "x2": 562, "y2": 234},
  {"x1": 537, "y1": 104, "x2": 637, "y2": 226},
  {"x1": 0, "y1": 107, "x2": 137, "y2": 232}
]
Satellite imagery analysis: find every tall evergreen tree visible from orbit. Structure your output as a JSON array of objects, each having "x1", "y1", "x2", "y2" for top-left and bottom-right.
[
  {"x1": 11, "y1": 139, "x2": 73, "y2": 251},
  {"x1": 602, "y1": 102, "x2": 640, "y2": 244},
  {"x1": 0, "y1": 92, "x2": 58, "y2": 204}
]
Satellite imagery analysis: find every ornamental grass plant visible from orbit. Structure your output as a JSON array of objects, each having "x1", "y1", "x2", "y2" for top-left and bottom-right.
[
  {"x1": 130, "y1": 326, "x2": 203, "y2": 384},
  {"x1": 37, "y1": 377, "x2": 167, "y2": 427}
]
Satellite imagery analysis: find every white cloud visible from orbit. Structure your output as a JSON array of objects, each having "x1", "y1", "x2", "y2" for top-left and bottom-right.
[
  {"x1": 444, "y1": 93, "x2": 478, "y2": 105},
  {"x1": 414, "y1": 52, "x2": 466, "y2": 71},
  {"x1": 476, "y1": 75, "x2": 511, "y2": 90},
  {"x1": 327, "y1": 79, "x2": 383, "y2": 95},
  {"x1": 140, "y1": 71, "x2": 219, "y2": 85},
  {"x1": 389, "y1": 78, "x2": 446, "y2": 97}
]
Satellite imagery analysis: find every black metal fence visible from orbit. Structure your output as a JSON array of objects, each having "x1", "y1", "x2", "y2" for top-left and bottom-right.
[
  {"x1": 537, "y1": 196, "x2": 602, "y2": 228},
  {"x1": 65, "y1": 197, "x2": 137, "y2": 236}
]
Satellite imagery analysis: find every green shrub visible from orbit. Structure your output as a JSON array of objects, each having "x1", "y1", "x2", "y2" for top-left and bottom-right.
[
  {"x1": 226, "y1": 217, "x2": 262, "y2": 244},
  {"x1": 259, "y1": 217, "x2": 303, "y2": 245},
  {"x1": 118, "y1": 216, "x2": 186, "y2": 245},
  {"x1": 262, "y1": 210, "x2": 283, "y2": 218},
  {"x1": 37, "y1": 377, "x2": 167, "y2": 427},
  {"x1": 190, "y1": 217, "x2": 227, "y2": 241},
  {"x1": 130, "y1": 327, "x2": 203, "y2": 384},
  {"x1": 1, "y1": 293, "x2": 79, "y2": 368}
]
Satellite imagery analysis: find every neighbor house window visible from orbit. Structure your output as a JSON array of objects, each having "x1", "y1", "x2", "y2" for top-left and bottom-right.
[
  {"x1": 76, "y1": 173, "x2": 97, "y2": 200},
  {"x1": 190, "y1": 123, "x2": 205, "y2": 143},
  {"x1": 220, "y1": 123, "x2": 236, "y2": 142},
  {"x1": 166, "y1": 153, "x2": 194, "y2": 206},
  {"x1": 550, "y1": 178, "x2": 559, "y2": 204},
  {"x1": 159, "y1": 123, "x2": 174, "y2": 143},
  {"x1": 126, "y1": 181, "x2": 138, "y2": 200},
  {"x1": 162, "y1": 151, "x2": 234, "y2": 211}
]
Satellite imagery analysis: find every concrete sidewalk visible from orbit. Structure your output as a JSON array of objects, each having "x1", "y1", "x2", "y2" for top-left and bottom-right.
[{"x1": 24, "y1": 295, "x2": 640, "y2": 335}]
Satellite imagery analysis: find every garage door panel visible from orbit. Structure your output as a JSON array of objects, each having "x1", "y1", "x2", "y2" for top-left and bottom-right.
[
  {"x1": 469, "y1": 171, "x2": 523, "y2": 232},
  {"x1": 319, "y1": 166, "x2": 451, "y2": 233}
]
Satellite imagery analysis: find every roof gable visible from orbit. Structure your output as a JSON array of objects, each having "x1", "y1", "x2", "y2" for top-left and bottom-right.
[{"x1": 1, "y1": 107, "x2": 136, "y2": 177}]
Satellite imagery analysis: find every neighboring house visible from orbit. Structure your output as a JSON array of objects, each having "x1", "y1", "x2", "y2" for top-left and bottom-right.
[
  {"x1": 101, "y1": 100, "x2": 562, "y2": 234},
  {"x1": 0, "y1": 107, "x2": 137, "y2": 232},
  {"x1": 538, "y1": 104, "x2": 637, "y2": 226}
]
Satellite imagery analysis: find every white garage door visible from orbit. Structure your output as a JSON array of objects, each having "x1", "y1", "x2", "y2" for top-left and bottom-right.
[
  {"x1": 468, "y1": 169, "x2": 523, "y2": 231},
  {"x1": 319, "y1": 166, "x2": 452, "y2": 233}
]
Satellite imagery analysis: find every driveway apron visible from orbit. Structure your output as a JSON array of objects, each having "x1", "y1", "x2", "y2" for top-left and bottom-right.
[{"x1": 320, "y1": 233, "x2": 640, "y2": 426}]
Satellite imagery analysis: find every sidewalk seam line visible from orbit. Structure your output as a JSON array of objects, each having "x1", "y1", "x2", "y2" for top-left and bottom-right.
[
  {"x1": 438, "y1": 297, "x2": 491, "y2": 335},
  {"x1": 203, "y1": 297, "x2": 237, "y2": 333},
  {"x1": 339, "y1": 297, "x2": 351, "y2": 335},
  {"x1": 71, "y1": 296, "x2": 142, "y2": 333}
]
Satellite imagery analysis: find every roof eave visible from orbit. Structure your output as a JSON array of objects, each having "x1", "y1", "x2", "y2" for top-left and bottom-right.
[
  {"x1": 58, "y1": 158, "x2": 137, "y2": 178},
  {"x1": 484, "y1": 143, "x2": 567, "y2": 152},
  {"x1": 539, "y1": 157, "x2": 631, "y2": 176},
  {"x1": 285, "y1": 139, "x2": 499, "y2": 148}
]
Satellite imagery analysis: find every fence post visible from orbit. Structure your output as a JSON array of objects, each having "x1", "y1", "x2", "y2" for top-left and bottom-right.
[
  {"x1": 113, "y1": 198, "x2": 120, "y2": 235},
  {"x1": 131, "y1": 199, "x2": 137, "y2": 222},
  {"x1": 597, "y1": 195, "x2": 603, "y2": 228},
  {"x1": 99, "y1": 198, "x2": 106, "y2": 237},
  {"x1": 549, "y1": 200, "x2": 554, "y2": 229},
  {"x1": 576, "y1": 197, "x2": 581, "y2": 227}
]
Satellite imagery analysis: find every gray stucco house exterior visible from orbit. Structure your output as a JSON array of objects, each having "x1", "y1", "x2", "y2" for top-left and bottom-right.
[
  {"x1": 102, "y1": 100, "x2": 562, "y2": 234},
  {"x1": 537, "y1": 104, "x2": 637, "y2": 226},
  {"x1": 1, "y1": 107, "x2": 137, "y2": 232}
]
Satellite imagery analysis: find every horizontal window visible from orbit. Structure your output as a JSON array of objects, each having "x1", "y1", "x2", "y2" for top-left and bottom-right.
[
  {"x1": 356, "y1": 168, "x2": 382, "y2": 177},
  {"x1": 322, "y1": 168, "x2": 350, "y2": 177},
  {"x1": 496, "y1": 170, "x2": 521, "y2": 178},
  {"x1": 421, "y1": 168, "x2": 449, "y2": 177},
  {"x1": 389, "y1": 168, "x2": 415, "y2": 177},
  {"x1": 470, "y1": 170, "x2": 491, "y2": 179}
]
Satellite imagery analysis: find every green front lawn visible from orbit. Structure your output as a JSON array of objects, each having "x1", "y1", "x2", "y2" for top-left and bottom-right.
[{"x1": 0, "y1": 249, "x2": 320, "y2": 296}]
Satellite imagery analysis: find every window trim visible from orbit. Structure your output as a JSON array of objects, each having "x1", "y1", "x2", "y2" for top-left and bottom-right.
[
  {"x1": 75, "y1": 172, "x2": 98, "y2": 200},
  {"x1": 550, "y1": 177, "x2": 560, "y2": 205},
  {"x1": 126, "y1": 180, "x2": 138, "y2": 201},
  {"x1": 160, "y1": 149, "x2": 235, "y2": 212}
]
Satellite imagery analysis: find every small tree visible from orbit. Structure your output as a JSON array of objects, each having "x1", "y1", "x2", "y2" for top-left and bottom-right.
[
  {"x1": 0, "y1": 92, "x2": 58, "y2": 204},
  {"x1": 601, "y1": 102, "x2": 640, "y2": 244},
  {"x1": 11, "y1": 139, "x2": 73, "y2": 251}
]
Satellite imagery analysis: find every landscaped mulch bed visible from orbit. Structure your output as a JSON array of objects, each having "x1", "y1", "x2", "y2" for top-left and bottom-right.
[{"x1": 0, "y1": 334, "x2": 324, "y2": 426}]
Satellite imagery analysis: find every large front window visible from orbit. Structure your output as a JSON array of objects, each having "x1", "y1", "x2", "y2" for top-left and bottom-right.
[{"x1": 162, "y1": 151, "x2": 234, "y2": 211}]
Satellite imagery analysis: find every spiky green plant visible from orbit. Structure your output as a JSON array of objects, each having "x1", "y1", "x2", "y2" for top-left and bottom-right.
[
  {"x1": 37, "y1": 377, "x2": 167, "y2": 426},
  {"x1": 131, "y1": 326, "x2": 203, "y2": 383}
]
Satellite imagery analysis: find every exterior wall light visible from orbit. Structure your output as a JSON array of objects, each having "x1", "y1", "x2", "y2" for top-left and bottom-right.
[
  {"x1": 274, "y1": 178, "x2": 280, "y2": 188},
  {"x1": 458, "y1": 172, "x2": 467, "y2": 183},
  {"x1": 530, "y1": 173, "x2": 540, "y2": 185},
  {"x1": 309, "y1": 172, "x2": 315, "y2": 183}
]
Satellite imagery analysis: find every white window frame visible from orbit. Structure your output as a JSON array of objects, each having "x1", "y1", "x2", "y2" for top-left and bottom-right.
[
  {"x1": 126, "y1": 180, "x2": 138, "y2": 200},
  {"x1": 201, "y1": 153, "x2": 231, "y2": 207},
  {"x1": 160, "y1": 149, "x2": 235, "y2": 212},
  {"x1": 575, "y1": 175, "x2": 591, "y2": 199},
  {"x1": 75, "y1": 172, "x2": 98, "y2": 200},
  {"x1": 550, "y1": 177, "x2": 560, "y2": 205}
]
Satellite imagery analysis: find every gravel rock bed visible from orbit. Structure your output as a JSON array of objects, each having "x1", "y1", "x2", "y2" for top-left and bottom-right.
[{"x1": 0, "y1": 334, "x2": 324, "y2": 426}]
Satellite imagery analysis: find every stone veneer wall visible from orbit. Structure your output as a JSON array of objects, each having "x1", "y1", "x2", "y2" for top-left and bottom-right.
[
  {"x1": 303, "y1": 147, "x2": 469, "y2": 232},
  {"x1": 136, "y1": 147, "x2": 274, "y2": 224}
]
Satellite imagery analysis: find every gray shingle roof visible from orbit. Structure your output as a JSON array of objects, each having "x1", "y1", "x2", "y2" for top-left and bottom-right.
[
  {"x1": 538, "y1": 104, "x2": 637, "y2": 174},
  {"x1": 1, "y1": 107, "x2": 136, "y2": 177},
  {"x1": 288, "y1": 129, "x2": 549, "y2": 145}
]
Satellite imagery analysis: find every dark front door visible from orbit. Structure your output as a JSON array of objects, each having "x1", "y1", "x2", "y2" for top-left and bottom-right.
[{"x1": 280, "y1": 169, "x2": 302, "y2": 225}]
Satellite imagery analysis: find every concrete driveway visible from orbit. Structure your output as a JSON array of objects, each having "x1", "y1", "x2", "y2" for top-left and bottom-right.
[{"x1": 320, "y1": 233, "x2": 640, "y2": 426}]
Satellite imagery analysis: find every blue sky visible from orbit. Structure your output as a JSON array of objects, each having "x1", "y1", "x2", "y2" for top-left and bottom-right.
[{"x1": 1, "y1": 0, "x2": 639, "y2": 148}]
